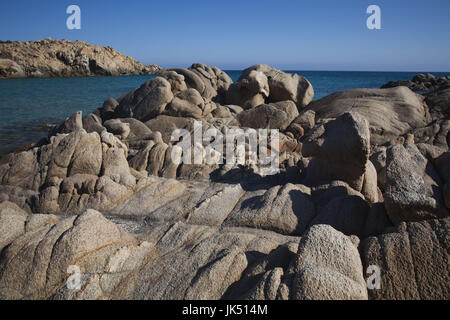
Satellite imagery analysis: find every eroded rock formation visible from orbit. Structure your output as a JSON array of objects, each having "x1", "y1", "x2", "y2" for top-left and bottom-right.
[{"x1": 0, "y1": 64, "x2": 449, "y2": 300}]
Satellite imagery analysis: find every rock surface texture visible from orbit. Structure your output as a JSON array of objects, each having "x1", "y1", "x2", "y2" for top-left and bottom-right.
[
  {"x1": 0, "y1": 39, "x2": 160, "y2": 78},
  {"x1": 0, "y1": 65, "x2": 449, "y2": 300}
]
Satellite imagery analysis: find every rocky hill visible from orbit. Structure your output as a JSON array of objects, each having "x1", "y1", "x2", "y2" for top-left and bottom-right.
[
  {"x1": 0, "y1": 63, "x2": 448, "y2": 300},
  {"x1": 0, "y1": 39, "x2": 160, "y2": 78}
]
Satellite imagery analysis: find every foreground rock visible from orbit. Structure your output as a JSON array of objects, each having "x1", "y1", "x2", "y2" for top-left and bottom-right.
[
  {"x1": 362, "y1": 217, "x2": 450, "y2": 300},
  {"x1": 0, "y1": 39, "x2": 160, "y2": 78},
  {"x1": 287, "y1": 225, "x2": 367, "y2": 300},
  {"x1": 0, "y1": 200, "x2": 370, "y2": 300}
]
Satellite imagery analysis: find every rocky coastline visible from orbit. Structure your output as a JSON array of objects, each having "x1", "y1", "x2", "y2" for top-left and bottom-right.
[
  {"x1": 0, "y1": 63, "x2": 448, "y2": 300},
  {"x1": 381, "y1": 72, "x2": 450, "y2": 92},
  {"x1": 0, "y1": 39, "x2": 161, "y2": 78}
]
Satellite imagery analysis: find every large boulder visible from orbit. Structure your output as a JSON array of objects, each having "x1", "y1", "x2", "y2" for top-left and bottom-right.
[
  {"x1": 169, "y1": 64, "x2": 232, "y2": 103},
  {"x1": 115, "y1": 77, "x2": 173, "y2": 122},
  {"x1": 82, "y1": 113, "x2": 105, "y2": 134},
  {"x1": 159, "y1": 70, "x2": 188, "y2": 95},
  {"x1": 287, "y1": 109, "x2": 316, "y2": 139},
  {"x1": 223, "y1": 183, "x2": 315, "y2": 235},
  {"x1": 226, "y1": 70, "x2": 269, "y2": 109},
  {"x1": 384, "y1": 143, "x2": 447, "y2": 224},
  {"x1": 237, "y1": 100, "x2": 299, "y2": 131},
  {"x1": 287, "y1": 225, "x2": 367, "y2": 300},
  {"x1": 303, "y1": 112, "x2": 377, "y2": 202},
  {"x1": 239, "y1": 64, "x2": 314, "y2": 108},
  {"x1": 188, "y1": 63, "x2": 233, "y2": 101},
  {"x1": 104, "y1": 119, "x2": 131, "y2": 140},
  {"x1": 99, "y1": 98, "x2": 119, "y2": 121},
  {"x1": 306, "y1": 87, "x2": 430, "y2": 145},
  {"x1": 49, "y1": 111, "x2": 83, "y2": 137},
  {"x1": 144, "y1": 115, "x2": 198, "y2": 144},
  {"x1": 309, "y1": 181, "x2": 390, "y2": 237},
  {"x1": 165, "y1": 88, "x2": 204, "y2": 119}
]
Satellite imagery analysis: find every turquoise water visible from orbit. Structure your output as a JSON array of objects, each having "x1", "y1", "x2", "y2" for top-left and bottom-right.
[{"x1": 1, "y1": 71, "x2": 450, "y2": 154}]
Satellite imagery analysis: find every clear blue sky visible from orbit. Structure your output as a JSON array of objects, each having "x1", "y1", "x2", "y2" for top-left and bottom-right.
[{"x1": 1, "y1": 0, "x2": 449, "y2": 71}]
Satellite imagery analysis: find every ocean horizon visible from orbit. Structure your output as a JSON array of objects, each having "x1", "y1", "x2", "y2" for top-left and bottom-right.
[{"x1": 1, "y1": 70, "x2": 449, "y2": 155}]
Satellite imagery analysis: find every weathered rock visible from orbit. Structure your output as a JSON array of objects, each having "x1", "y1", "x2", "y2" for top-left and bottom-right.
[
  {"x1": 370, "y1": 146, "x2": 387, "y2": 190},
  {"x1": 0, "y1": 58, "x2": 25, "y2": 78},
  {"x1": 104, "y1": 119, "x2": 131, "y2": 140},
  {"x1": 116, "y1": 118, "x2": 152, "y2": 139},
  {"x1": 50, "y1": 111, "x2": 83, "y2": 136},
  {"x1": 226, "y1": 70, "x2": 269, "y2": 109},
  {"x1": 384, "y1": 143, "x2": 445, "y2": 224},
  {"x1": 412, "y1": 120, "x2": 450, "y2": 150},
  {"x1": 211, "y1": 105, "x2": 233, "y2": 118},
  {"x1": 167, "y1": 64, "x2": 231, "y2": 103},
  {"x1": 68, "y1": 132, "x2": 103, "y2": 176},
  {"x1": 188, "y1": 63, "x2": 233, "y2": 102},
  {"x1": 237, "y1": 100, "x2": 299, "y2": 131},
  {"x1": 144, "y1": 115, "x2": 198, "y2": 144},
  {"x1": 0, "y1": 209, "x2": 151, "y2": 299},
  {"x1": 381, "y1": 73, "x2": 450, "y2": 92},
  {"x1": 240, "y1": 65, "x2": 314, "y2": 108},
  {"x1": 223, "y1": 184, "x2": 315, "y2": 235},
  {"x1": 1, "y1": 64, "x2": 449, "y2": 301},
  {"x1": 0, "y1": 201, "x2": 29, "y2": 251},
  {"x1": 0, "y1": 39, "x2": 160, "y2": 78},
  {"x1": 362, "y1": 218, "x2": 450, "y2": 300},
  {"x1": 0, "y1": 128, "x2": 146, "y2": 214},
  {"x1": 287, "y1": 225, "x2": 367, "y2": 300},
  {"x1": 115, "y1": 77, "x2": 173, "y2": 122},
  {"x1": 165, "y1": 88, "x2": 204, "y2": 119},
  {"x1": 309, "y1": 180, "x2": 389, "y2": 237},
  {"x1": 306, "y1": 87, "x2": 430, "y2": 145},
  {"x1": 99, "y1": 98, "x2": 119, "y2": 121},
  {"x1": 311, "y1": 193, "x2": 370, "y2": 238},
  {"x1": 288, "y1": 109, "x2": 316, "y2": 138},
  {"x1": 82, "y1": 113, "x2": 105, "y2": 134},
  {"x1": 303, "y1": 112, "x2": 371, "y2": 193},
  {"x1": 361, "y1": 160, "x2": 379, "y2": 204},
  {"x1": 159, "y1": 70, "x2": 188, "y2": 95}
]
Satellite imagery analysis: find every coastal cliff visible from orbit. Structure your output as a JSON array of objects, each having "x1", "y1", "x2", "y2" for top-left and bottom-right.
[{"x1": 0, "y1": 39, "x2": 160, "y2": 78}]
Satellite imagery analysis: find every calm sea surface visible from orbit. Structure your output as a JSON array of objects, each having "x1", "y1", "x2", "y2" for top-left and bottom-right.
[{"x1": 1, "y1": 70, "x2": 449, "y2": 154}]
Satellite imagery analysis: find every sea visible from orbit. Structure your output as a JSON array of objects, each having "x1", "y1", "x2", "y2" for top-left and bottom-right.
[{"x1": 1, "y1": 70, "x2": 449, "y2": 155}]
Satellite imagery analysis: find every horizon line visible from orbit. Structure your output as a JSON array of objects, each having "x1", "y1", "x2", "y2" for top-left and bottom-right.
[{"x1": 157, "y1": 67, "x2": 450, "y2": 74}]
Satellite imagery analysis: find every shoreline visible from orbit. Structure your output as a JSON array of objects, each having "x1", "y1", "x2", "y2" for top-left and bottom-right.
[{"x1": 1, "y1": 69, "x2": 449, "y2": 156}]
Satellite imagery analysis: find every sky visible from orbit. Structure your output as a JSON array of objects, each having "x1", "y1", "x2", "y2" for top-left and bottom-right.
[{"x1": 1, "y1": 0, "x2": 449, "y2": 71}]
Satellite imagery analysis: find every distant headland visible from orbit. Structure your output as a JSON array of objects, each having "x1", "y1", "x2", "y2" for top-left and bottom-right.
[{"x1": 0, "y1": 38, "x2": 161, "y2": 78}]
